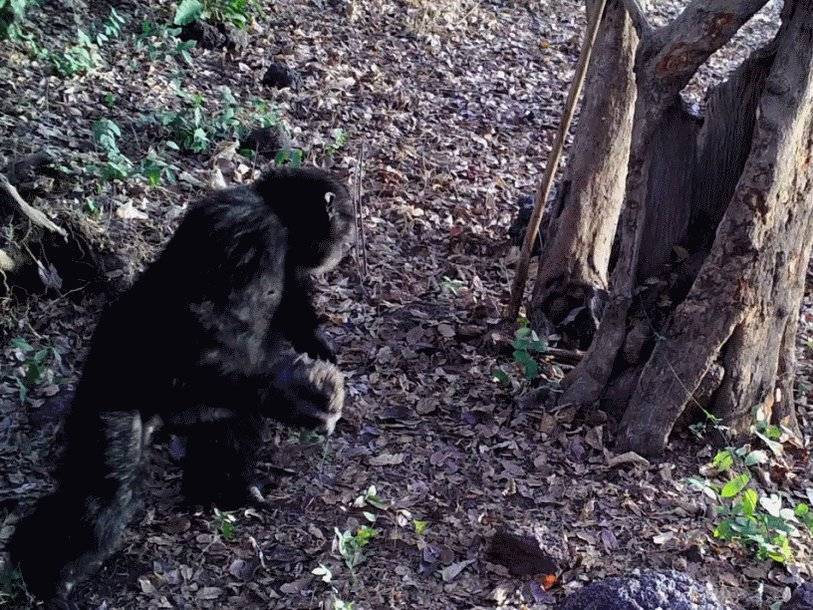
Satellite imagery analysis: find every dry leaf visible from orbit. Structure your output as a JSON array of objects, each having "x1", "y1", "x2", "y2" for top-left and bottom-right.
[{"x1": 369, "y1": 453, "x2": 405, "y2": 466}]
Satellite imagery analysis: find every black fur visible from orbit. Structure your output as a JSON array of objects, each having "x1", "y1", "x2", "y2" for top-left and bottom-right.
[{"x1": 7, "y1": 167, "x2": 355, "y2": 602}]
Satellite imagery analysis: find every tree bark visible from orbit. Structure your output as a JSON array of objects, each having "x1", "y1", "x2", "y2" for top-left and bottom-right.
[
  {"x1": 618, "y1": 0, "x2": 813, "y2": 453},
  {"x1": 560, "y1": 0, "x2": 772, "y2": 410},
  {"x1": 538, "y1": 0, "x2": 813, "y2": 455},
  {"x1": 528, "y1": 0, "x2": 637, "y2": 349}
]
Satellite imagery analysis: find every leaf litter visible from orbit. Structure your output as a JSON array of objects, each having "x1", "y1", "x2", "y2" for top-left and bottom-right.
[{"x1": 0, "y1": 0, "x2": 809, "y2": 609}]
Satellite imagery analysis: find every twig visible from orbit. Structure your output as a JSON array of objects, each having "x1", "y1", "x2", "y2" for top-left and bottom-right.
[
  {"x1": 544, "y1": 347, "x2": 585, "y2": 364},
  {"x1": 0, "y1": 173, "x2": 67, "y2": 239},
  {"x1": 354, "y1": 143, "x2": 369, "y2": 276},
  {"x1": 506, "y1": 0, "x2": 608, "y2": 320},
  {"x1": 351, "y1": 144, "x2": 370, "y2": 302}
]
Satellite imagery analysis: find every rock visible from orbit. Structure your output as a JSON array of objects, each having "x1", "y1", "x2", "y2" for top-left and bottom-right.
[
  {"x1": 784, "y1": 583, "x2": 813, "y2": 610},
  {"x1": 487, "y1": 528, "x2": 562, "y2": 577},
  {"x1": 558, "y1": 570, "x2": 723, "y2": 610},
  {"x1": 262, "y1": 63, "x2": 298, "y2": 89},
  {"x1": 180, "y1": 21, "x2": 226, "y2": 50},
  {"x1": 239, "y1": 125, "x2": 291, "y2": 158}
]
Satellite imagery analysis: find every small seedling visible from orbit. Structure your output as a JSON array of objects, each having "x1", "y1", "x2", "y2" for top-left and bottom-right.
[
  {"x1": 96, "y1": 7, "x2": 126, "y2": 45},
  {"x1": 275, "y1": 148, "x2": 304, "y2": 168},
  {"x1": 213, "y1": 508, "x2": 237, "y2": 541},
  {"x1": 492, "y1": 318, "x2": 548, "y2": 384},
  {"x1": 334, "y1": 525, "x2": 377, "y2": 572},
  {"x1": 92, "y1": 118, "x2": 133, "y2": 181},
  {"x1": 413, "y1": 520, "x2": 429, "y2": 536},
  {"x1": 51, "y1": 29, "x2": 101, "y2": 76},
  {"x1": 353, "y1": 485, "x2": 388, "y2": 510},
  {"x1": 9, "y1": 337, "x2": 58, "y2": 404},
  {"x1": 326, "y1": 128, "x2": 348, "y2": 158}
]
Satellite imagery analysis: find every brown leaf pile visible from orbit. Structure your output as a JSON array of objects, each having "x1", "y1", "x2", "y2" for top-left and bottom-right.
[{"x1": 1, "y1": 0, "x2": 809, "y2": 609}]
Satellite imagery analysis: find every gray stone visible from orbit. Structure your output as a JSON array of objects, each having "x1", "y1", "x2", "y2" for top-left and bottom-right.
[
  {"x1": 558, "y1": 570, "x2": 723, "y2": 610},
  {"x1": 784, "y1": 583, "x2": 813, "y2": 610}
]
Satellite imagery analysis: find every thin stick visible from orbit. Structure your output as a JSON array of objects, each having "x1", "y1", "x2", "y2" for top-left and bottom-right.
[
  {"x1": 505, "y1": 0, "x2": 608, "y2": 321},
  {"x1": 354, "y1": 143, "x2": 369, "y2": 276},
  {"x1": 351, "y1": 144, "x2": 370, "y2": 301}
]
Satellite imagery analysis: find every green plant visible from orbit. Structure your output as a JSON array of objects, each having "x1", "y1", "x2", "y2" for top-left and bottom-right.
[
  {"x1": 275, "y1": 148, "x2": 304, "y2": 168},
  {"x1": 51, "y1": 29, "x2": 101, "y2": 76},
  {"x1": 83, "y1": 197, "x2": 102, "y2": 217},
  {"x1": 326, "y1": 128, "x2": 348, "y2": 158},
  {"x1": 102, "y1": 92, "x2": 117, "y2": 108},
  {"x1": 213, "y1": 508, "x2": 237, "y2": 541},
  {"x1": 0, "y1": 0, "x2": 34, "y2": 40},
  {"x1": 689, "y1": 414, "x2": 813, "y2": 563},
  {"x1": 173, "y1": 0, "x2": 203, "y2": 25},
  {"x1": 254, "y1": 99, "x2": 279, "y2": 128},
  {"x1": 353, "y1": 485, "x2": 388, "y2": 510},
  {"x1": 135, "y1": 21, "x2": 196, "y2": 65},
  {"x1": 333, "y1": 599, "x2": 355, "y2": 610},
  {"x1": 155, "y1": 88, "x2": 210, "y2": 152},
  {"x1": 174, "y1": 0, "x2": 261, "y2": 29},
  {"x1": 492, "y1": 318, "x2": 548, "y2": 384},
  {"x1": 139, "y1": 149, "x2": 176, "y2": 186},
  {"x1": 95, "y1": 7, "x2": 126, "y2": 45},
  {"x1": 8, "y1": 337, "x2": 59, "y2": 404},
  {"x1": 334, "y1": 525, "x2": 377, "y2": 572},
  {"x1": 0, "y1": 566, "x2": 26, "y2": 605},
  {"x1": 440, "y1": 276, "x2": 464, "y2": 296},
  {"x1": 92, "y1": 119, "x2": 133, "y2": 181}
]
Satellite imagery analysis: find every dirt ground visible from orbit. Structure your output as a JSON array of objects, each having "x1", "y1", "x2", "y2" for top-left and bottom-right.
[{"x1": 0, "y1": 0, "x2": 810, "y2": 608}]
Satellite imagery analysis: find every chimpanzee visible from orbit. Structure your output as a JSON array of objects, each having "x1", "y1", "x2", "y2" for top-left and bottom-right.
[{"x1": 6, "y1": 167, "x2": 356, "y2": 605}]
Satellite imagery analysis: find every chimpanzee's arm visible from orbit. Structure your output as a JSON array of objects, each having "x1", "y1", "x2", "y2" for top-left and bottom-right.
[{"x1": 272, "y1": 266, "x2": 336, "y2": 362}]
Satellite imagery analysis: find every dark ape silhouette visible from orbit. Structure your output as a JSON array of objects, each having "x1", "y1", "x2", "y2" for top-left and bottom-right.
[{"x1": 7, "y1": 167, "x2": 355, "y2": 603}]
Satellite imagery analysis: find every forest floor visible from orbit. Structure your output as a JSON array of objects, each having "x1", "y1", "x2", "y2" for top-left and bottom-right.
[{"x1": 1, "y1": 0, "x2": 811, "y2": 609}]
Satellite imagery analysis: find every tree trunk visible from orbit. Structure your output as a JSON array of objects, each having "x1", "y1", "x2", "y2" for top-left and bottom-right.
[
  {"x1": 528, "y1": 0, "x2": 637, "y2": 349},
  {"x1": 550, "y1": 0, "x2": 813, "y2": 455}
]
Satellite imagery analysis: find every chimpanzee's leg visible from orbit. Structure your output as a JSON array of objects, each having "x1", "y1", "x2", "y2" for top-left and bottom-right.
[
  {"x1": 180, "y1": 411, "x2": 263, "y2": 509},
  {"x1": 8, "y1": 409, "x2": 147, "y2": 603}
]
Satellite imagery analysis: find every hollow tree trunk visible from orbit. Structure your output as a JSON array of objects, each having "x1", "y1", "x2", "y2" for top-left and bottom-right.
[
  {"x1": 552, "y1": 0, "x2": 813, "y2": 455},
  {"x1": 528, "y1": 0, "x2": 637, "y2": 349}
]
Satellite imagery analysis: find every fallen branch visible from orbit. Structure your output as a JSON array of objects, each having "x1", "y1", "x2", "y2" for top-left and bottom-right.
[{"x1": 0, "y1": 173, "x2": 67, "y2": 240}]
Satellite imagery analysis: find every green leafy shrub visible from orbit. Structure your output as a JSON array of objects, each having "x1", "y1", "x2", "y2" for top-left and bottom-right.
[
  {"x1": 174, "y1": 0, "x2": 260, "y2": 29},
  {"x1": 150, "y1": 85, "x2": 291, "y2": 156},
  {"x1": 95, "y1": 7, "x2": 126, "y2": 44},
  {"x1": 0, "y1": 0, "x2": 35, "y2": 40},
  {"x1": 689, "y1": 413, "x2": 813, "y2": 563},
  {"x1": 135, "y1": 21, "x2": 196, "y2": 65},
  {"x1": 492, "y1": 318, "x2": 548, "y2": 384},
  {"x1": 334, "y1": 525, "x2": 378, "y2": 572},
  {"x1": 8, "y1": 337, "x2": 60, "y2": 404},
  {"x1": 51, "y1": 29, "x2": 101, "y2": 76},
  {"x1": 92, "y1": 119, "x2": 134, "y2": 180}
]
